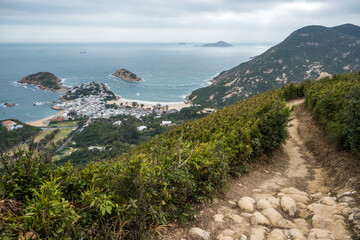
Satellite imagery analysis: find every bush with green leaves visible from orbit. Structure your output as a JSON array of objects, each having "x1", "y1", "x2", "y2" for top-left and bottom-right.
[
  {"x1": 0, "y1": 87, "x2": 293, "y2": 239},
  {"x1": 305, "y1": 71, "x2": 360, "y2": 159}
]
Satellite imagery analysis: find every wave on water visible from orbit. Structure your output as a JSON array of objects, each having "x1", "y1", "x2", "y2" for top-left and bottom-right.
[
  {"x1": 11, "y1": 81, "x2": 21, "y2": 87},
  {"x1": 32, "y1": 101, "x2": 45, "y2": 106}
]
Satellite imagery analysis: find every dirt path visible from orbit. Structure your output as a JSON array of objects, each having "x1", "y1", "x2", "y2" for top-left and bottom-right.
[{"x1": 162, "y1": 100, "x2": 359, "y2": 240}]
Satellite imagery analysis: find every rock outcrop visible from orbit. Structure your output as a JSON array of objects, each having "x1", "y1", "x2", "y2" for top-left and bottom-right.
[
  {"x1": 112, "y1": 69, "x2": 142, "y2": 82},
  {"x1": 4, "y1": 103, "x2": 16, "y2": 107},
  {"x1": 18, "y1": 72, "x2": 66, "y2": 92}
]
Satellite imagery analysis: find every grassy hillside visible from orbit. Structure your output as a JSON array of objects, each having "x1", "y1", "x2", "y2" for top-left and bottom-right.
[
  {"x1": 188, "y1": 24, "x2": 360, "y2": 108},
  {"x1": 0, "y1": 87, "x2": 292, "y2": 239},
  {"x1": 305, "y1": 71, "x2": 360, "y2": 159}
]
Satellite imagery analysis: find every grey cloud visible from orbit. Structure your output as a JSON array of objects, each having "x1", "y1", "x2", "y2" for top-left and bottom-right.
[{"x1": 0, "y1": 0, "x2": 359, "y2": 42}]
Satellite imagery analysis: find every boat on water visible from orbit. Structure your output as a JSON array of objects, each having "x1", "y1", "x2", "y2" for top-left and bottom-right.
[{"x1": 33, "y1": 101, "x2": 43, "y2": 106}]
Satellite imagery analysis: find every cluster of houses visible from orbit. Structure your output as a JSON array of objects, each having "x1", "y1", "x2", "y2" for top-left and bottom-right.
[
  {"x1": 1, "y1": 120, "x2": 23, "y2": 131},
  {"x1": 53, "y1": 93, "x2": 154, "y2": 121},
  {"x1": 51, "y1": 82, "x2": 183, "y2": 122},
  {"x1": 55, "y1": 98, "x2": 154, "y2": 120}
]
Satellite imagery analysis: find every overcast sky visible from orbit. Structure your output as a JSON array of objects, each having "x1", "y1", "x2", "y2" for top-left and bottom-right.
[{"x1": 0, "y1": 0, "x2": 359, "y2": 43}]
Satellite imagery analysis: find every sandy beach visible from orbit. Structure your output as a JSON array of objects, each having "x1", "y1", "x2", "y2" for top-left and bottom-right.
[
  {"x1": 107, "y1": 99, "x2": 192, "y2": 110},
  {"x1": 26, "y1": 110, "x2": 65, "y2": 127}
]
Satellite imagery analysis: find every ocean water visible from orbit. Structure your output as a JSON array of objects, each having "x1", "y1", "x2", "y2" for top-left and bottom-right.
[{"x1": 0, "y1": 43, "x2": 271, "y2": 122}]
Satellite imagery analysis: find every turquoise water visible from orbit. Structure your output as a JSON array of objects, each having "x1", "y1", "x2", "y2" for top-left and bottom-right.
[{"x1": 0, "y1": 43, "x2": 270, "y2": 122}]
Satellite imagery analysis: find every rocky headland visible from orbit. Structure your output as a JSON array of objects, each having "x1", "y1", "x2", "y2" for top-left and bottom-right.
[
  {"x1": 18, "y1": 72, "x2": 67, "y2": 92},
  {"x1": 112, "y1": 69, "x2": 142, "y2": 82}
]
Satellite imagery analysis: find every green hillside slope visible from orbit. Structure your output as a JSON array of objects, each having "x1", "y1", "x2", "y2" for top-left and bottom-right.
[
  {"x1": 0, "y1": 87, "x2": 292, "y2": 239},
  {"x1": 188, "y1": 24, "x2": 360, "y2": 108}
]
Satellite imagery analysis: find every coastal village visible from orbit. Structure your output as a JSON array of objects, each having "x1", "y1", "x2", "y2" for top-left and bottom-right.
[{"x1": 50, "y1": 82, "x2": 177, "y2": 124}]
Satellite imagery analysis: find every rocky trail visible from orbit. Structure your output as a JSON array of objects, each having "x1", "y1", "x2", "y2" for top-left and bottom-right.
[{"x1": 162, "y1": 100, "x2": 360, "y2": 240}]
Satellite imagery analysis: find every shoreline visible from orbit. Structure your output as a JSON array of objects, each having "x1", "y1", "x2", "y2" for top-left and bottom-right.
[
  {"x1": 107, "y1": 98, "x2": 192, "y2": 110},
  {"x1": 24, "y1": 85, "x2": 194, "y2": 127},
  {"x1": 26, "y1": 110, "x2": 65, "y2": 127}
]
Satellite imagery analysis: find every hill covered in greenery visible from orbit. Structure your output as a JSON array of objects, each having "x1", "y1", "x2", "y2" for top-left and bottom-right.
[
  {"x1": 188, "y1": 24, "x2": 360, "y2": 108},
  {"x1": 0, "y1": 86, "x2": 292, "y2": 239},
  {"x1": 18, "y1": 72, "x2": 67, "y2": 92}
]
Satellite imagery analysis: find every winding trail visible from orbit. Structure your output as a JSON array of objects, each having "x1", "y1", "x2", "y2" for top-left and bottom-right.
[{"x1": 162, "y1": 100, "x2": 358, "y2": 240}]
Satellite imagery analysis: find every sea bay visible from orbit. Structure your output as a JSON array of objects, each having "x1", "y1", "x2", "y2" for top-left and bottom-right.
[{"x1": 0, "y1": 42, "x2": 271, "y2": 122}]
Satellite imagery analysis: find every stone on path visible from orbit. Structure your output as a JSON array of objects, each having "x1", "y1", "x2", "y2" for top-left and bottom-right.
[
  {"x1": 319, "y1": 197, "x2": 336, "y2": 206},
  {"x1": 227, "y1": 214, "x2": 244, "y2": 224},
  {"x1": 217, "y1": 236, "x2": 233, "y2": 240},
  {"x1": 213, "y1": 214, "x2": 224, "y2": 223},
  {"x1": 267, "y1": 229, "x2": 286, "y2": 240},
  {"x1": 280, "y1": 196, "x2": 297, "y2": 217},
  {"x1": 293, "y1": 218, "x2": 309, "y2": 233},
  {"x1": 312, "y1": 215, "x2": 336, "y2": 229},
  {"x1": 251, "y1": 212, "x2": 270, "y2": 226},
  {"x1": 238, "y1": 197, "x2": 256, "y2": 212},
  {"x1": 278, "y1": 193, "x2": 310, "y2": 204},
  {"x1": 189, "y1": 228, "x2": 210, "y2": 240},
  {"x1": 261, "y1": 208, "x2": 283, "y2": 225},
  {"x1": 257, "y1": 199, "x2": 272, "y2": 210},
  {"x1": 239, "y1": 235, "x2": 247, "y2": 240},
  {"x1": 289, "y1": 228, "x2": 306, "y2": 240},
  {"x1": 275, "y1": 218, "x2": 297, "y2": 229},
  {"x1": 339, "y1": 196, "x2": 355, "y2": 203},
  {"x1": 249, "y1": 227, "x2": 267, "y2": 240},
  {"x1": 308, "y1": 228, "x2": 336, "y2": 240},
  {"x1": 267, "y1": 196, "x2": 280, "y2": 208},
  {"x1": 280, "y1": 187, "x2": 308, "y2": 197}
]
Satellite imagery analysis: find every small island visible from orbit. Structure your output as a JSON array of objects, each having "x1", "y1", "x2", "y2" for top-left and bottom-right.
[
  {"x1": 200, "y1": 41, "x2": 233, "y2": 47},
  {"x1": 4, "y1": 102, "x2": 16, "y2": 107},
  {"x1": 18, "y1": 72, "x2": 67, "y2": 92},
  {"x1": 112, "y1": 69, "x2": 142, "y2": 82}
]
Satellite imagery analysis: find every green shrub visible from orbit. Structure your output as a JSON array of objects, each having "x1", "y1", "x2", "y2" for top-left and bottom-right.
[{"x1": 305, "y1": 71, "x2": 360, "y2": 159}]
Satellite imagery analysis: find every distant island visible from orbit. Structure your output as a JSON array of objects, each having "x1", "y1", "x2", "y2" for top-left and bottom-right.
[
  {"x1": 112, "y1": 69, "x2": 142, "y2": 82},
  {"x1": 200, "y1": 41, "x2": 233, "y2": 47},
  {"x1": 18, "y1": 72, "x2": 67, "y2": 92}
]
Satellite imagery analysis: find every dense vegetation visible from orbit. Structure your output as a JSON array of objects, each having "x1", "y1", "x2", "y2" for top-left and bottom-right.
[
  {"x1": 0, "y1": 120, "x2": 40, "y2": 151},
  {"x1": 1, "y1": 71, "x2": 358, "y2": 238},
  {"x1": 58, "y1": 107, "x2": 207, "y2": 166},
  {"x1": 305, "y1": 71, "x2": 360, "y2": 159},
  {"x1": 19, "y1": 72, "x2": 62, "y2": 90},
  {"x1": 0, "y1": 87, "x2": 292, "y2": 239}
]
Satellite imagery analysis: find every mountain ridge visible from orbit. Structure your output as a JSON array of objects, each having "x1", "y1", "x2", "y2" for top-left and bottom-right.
[{"x1": 187, "y1": 24, "x2": 360, "y2": 108}]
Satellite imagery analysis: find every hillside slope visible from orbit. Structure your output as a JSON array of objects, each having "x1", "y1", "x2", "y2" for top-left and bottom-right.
[
  {"x1": 188, "y1": 24, "x2": 360, "y2": 108},
  {"x1": 162, "y1": 100, "x2": 359, "y2": 239}
]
